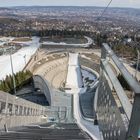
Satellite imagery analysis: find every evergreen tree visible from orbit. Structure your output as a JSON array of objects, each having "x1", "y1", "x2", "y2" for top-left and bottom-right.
[{"x1": 0, "y1": 70, "x2": 33, "y2": 94}]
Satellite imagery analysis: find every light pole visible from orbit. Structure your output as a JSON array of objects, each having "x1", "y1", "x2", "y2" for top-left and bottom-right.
[
  {"x1": 134, "y1": 30, "x2": 140, "y2": 80},
  {"x1": 23, "y1": 54, "x2": 26, "y2": 66},
  {"x1": 18, "y1": 54, "x2": 27, "y2": 66},
  {"x1": 10, "y1": 47, "x2": 16, "y2": 94},
  {"x1": 135, "y1": 49, "x2": 140, "y2": 80}
]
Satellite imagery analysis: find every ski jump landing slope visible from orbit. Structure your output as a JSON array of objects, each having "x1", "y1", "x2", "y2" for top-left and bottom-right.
[
  {"x1": 65, "y1": 53, "x2": 84, "y2": 90},
  {"x1": 65, "y1": 53, "x2": 101, "y2": 140}
]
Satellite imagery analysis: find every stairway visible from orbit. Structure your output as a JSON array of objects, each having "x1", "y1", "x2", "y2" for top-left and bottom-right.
[{"x1": 0, "y1": 123, "x2": 92, "y2": 140}]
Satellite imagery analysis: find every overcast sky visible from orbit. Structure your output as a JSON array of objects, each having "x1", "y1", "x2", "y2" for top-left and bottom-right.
[{"x1": 0, "y1": 0, "x2": 140, "y2": 9}]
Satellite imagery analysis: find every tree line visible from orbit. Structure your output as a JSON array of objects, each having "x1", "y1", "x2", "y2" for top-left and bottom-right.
[
  {"x1": 0, "y1": 28, "x2": 94, "y2": 38},
  {"x1": 0, "y1": 70, "x2": 32, "y2": 94}
]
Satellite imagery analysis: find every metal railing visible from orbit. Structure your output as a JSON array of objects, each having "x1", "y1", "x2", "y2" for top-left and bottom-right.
[
  {"x1": 0, "y1": 91, "x2": 67, "y2": 131},
  {"x1": 95, "y1": 43, "x2": 140, "y2": 140}
]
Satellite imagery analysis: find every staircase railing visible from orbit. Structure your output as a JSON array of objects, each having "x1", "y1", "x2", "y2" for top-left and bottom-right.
[
  {"x1": 95, "y1": 43, "x2": 140, "y2": 140},
  {"x1": 0, "y1": 91, "x2": 67, "y2": 131}
]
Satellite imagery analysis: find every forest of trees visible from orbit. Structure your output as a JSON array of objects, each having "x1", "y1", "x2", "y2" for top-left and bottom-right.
[
  {"x1": 112, "y1": 44, "x2": 137, "y2": 59},
  {"x1": 0, "y1": 28, "x2": 94, "y2": 38},
  {"x1": 0, "y1": 70, "x2": 32, "y2": 94}
]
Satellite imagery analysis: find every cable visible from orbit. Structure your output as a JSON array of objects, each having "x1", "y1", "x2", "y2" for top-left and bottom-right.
[{"x1": 97, "y1": 0, "x2": 113, "y2": 20}]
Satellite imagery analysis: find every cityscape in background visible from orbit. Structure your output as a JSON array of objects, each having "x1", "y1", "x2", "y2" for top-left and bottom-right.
[{"x1": 0, "y1": 2, "x2": 140, "y2": 140}]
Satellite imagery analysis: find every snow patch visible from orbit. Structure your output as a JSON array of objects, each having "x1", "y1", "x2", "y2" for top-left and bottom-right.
[{"x1": 0, "y1": 37, "x2": 40, "y2": 80}]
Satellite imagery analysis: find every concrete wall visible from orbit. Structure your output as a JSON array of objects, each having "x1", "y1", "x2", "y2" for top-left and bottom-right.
[{"x1": 33, "y1": 75, "x2": 52, "y2": 106}]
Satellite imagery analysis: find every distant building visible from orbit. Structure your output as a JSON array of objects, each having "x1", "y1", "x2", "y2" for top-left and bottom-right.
[{"x1": 124, "y1": 38, "x2": 132, "y2": 43}]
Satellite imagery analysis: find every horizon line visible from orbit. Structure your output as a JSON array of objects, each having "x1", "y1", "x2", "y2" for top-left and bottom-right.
[{"x1": 0, "y1": 5, "x2": 140, "y2": 10}]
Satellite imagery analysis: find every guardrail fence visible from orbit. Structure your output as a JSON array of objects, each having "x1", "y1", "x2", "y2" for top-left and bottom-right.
[
  {"x1": 0, "y1": 91, "x2": 67, "y2": 131},
  {"x1": 96, "y1": 43, "x2": 140, "y2": 140}
]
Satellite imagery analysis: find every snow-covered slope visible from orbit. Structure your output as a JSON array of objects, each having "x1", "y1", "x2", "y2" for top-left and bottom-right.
[{"x1": 0, "y1": 37, "x2": 40, "y2": 80}]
